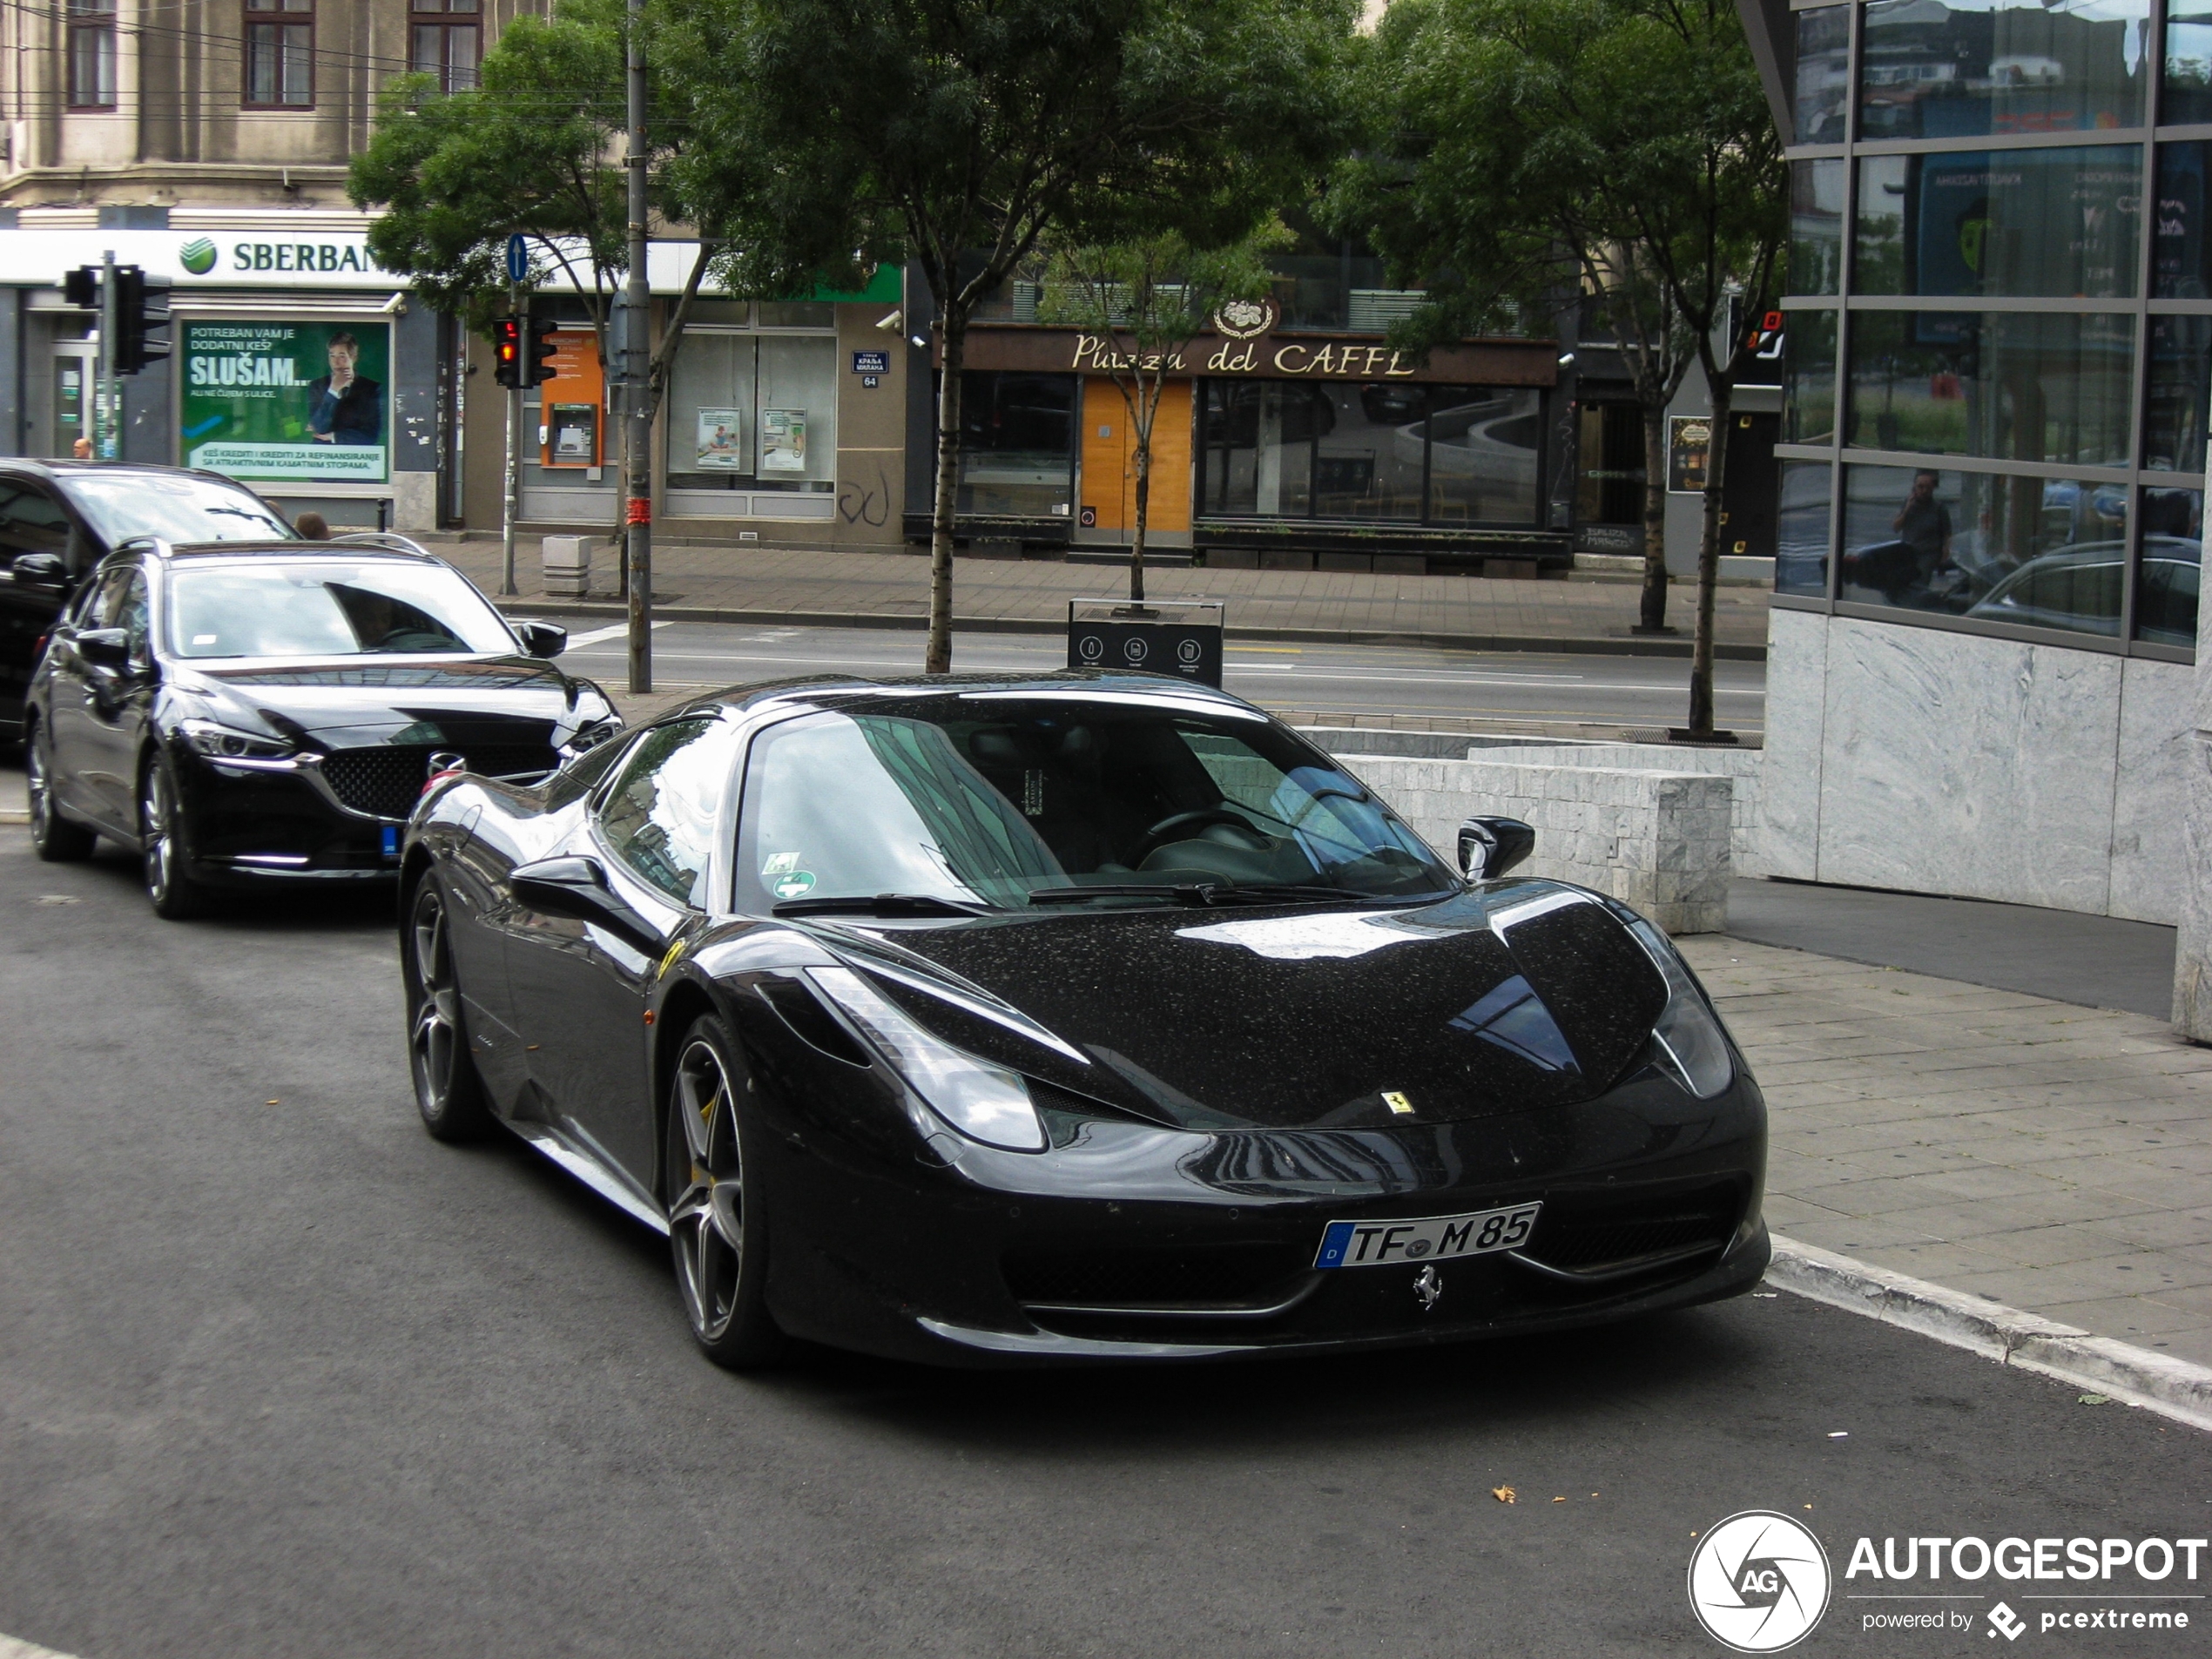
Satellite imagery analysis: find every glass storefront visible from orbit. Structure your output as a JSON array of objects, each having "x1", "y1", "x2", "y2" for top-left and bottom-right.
[
  {"x1": 1858, "y1": 0, "x2": 2149, "y2": 139},
  {"x1": 1852, "y1": 147, "x2": 2141, "y2": 300},
  {"x1": 956, "y1": 372, "x2": 1076, "y2": 517},
  {"x1": 664, "y1": 303, "x2": 838, "y2": 513},
  {"x1": 1196, "y1": 381, "x2": 1541, "y2": 527},
  {"x1": 1783, "y1": 311, "x2": 1838, "y2": 445},
  {"x1": 1791, "y1": 159, "x2": 1845, "y2": 296}
]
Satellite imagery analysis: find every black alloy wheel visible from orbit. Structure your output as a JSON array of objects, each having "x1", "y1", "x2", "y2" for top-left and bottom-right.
[
  {"x1": 406, "y1": 879, "x2": 493, "y2": 1142},
  {"x1": 140, "y1": 752, "x2": 211, "y2": 919},
  {"x1": 665, "y1": 1016, "x2": 783, "y2": 1368},
  {"x1": 28, "y1": 720, "x2": 95, "y2": 862}
]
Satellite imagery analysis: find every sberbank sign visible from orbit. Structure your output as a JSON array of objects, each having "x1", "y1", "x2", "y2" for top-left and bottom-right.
[{"x1": 181, "y1": 239, "x2": 392, "y2": 277}]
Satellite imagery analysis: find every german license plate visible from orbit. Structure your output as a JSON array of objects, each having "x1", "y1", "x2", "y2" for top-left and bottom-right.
[{"x1": 1312, "y1": 1202, "x2": 1541, "y2": 1270}]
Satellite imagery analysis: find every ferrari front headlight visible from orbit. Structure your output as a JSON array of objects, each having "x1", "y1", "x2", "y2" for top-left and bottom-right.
[
  {"x1": 805, "y1": 966, "x2": 1048, "y2": 1152},
  {"x1": 1622, "y1": 916, "x2": 1734, "y2": 1099}
]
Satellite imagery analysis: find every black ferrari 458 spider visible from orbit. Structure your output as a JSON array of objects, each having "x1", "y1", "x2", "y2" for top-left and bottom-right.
[{"x1": 401, "y1": 671, "x2": 1768, "y2": 1367}]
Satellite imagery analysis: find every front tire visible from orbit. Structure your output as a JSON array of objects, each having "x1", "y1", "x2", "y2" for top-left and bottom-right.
[
  {"x1": 404, "y1": 878, "x2": 494, "y2": 1143},
  {"x1": 28, "y1": 720, "x2": 96, "y2": 863},
  {"x1": 665, "y1": 1016, "x2": 784, "y2": 1369},
  {"x1": 140, "y1": 752, "x2": 211, "y2": 919}
]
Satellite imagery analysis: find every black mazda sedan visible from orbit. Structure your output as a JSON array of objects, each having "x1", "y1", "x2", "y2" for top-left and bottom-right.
[
  {"x1": 401, "y1": 673, "x2": 1769, "y2": 1368},
  {"x1": 26, "y1": 536, "x2": 619, "y2": 917}
]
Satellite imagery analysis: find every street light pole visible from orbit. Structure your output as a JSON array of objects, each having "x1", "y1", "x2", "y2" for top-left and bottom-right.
[
  {"x1": 623, "y1": 0, "x2": 652, "y2": 695},
  {"x1": 98, "y1": 249, "x2": 118, "y2": 460}
]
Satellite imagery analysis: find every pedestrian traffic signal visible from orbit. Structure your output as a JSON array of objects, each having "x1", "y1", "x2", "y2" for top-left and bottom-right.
[
  {"x1": 492, "y1": 317, "x2": 523, "y2": 388},
  {"x1": 114, "y1": 267, "x2": 171, "y2": 375},
  {"x1": 527, "y1": 316, "x2": 559, "y2": 386}
]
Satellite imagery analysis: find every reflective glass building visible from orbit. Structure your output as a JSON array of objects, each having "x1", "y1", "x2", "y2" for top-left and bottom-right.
[{"x1": 1748, "y1": 0, "x2": 2195, "y2": 926}]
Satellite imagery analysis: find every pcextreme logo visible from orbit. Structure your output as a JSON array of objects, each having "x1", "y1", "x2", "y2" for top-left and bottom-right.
[{"x1": 1689, "y1": 1511, "x2": 1833, "y2": 1652}]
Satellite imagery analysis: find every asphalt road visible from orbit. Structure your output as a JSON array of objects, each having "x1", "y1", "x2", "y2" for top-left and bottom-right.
[
  {"x1": 3, "y1": 830, "x2": 2207, "y2": 1659},
  {"x1": 555, "y1": 622, "x2": 1770, "y2": 732}
]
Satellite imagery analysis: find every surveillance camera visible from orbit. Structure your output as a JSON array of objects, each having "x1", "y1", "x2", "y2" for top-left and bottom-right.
[
  {"x1": 381, "y1": 292, "x2": 408, "y2": 316},
  {"x1": 909, "y1": 333, "x2": 929, "y2": 351},
  {"x1": 1556, "y1": 350, "x2": 1576, "y2": 368},
  {"x1": 874, "y1": 308, "x2": 904, "y2": 333}
]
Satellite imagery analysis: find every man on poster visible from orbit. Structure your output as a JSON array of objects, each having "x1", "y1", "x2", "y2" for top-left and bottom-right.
[{"x1": 307, "y1": 333, "x2": 383, "y2": 446}]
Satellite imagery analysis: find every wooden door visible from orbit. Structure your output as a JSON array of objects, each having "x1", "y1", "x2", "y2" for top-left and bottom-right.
[{"x1": 1079, "y1": 378, "x2": 1193, "y2": 536}]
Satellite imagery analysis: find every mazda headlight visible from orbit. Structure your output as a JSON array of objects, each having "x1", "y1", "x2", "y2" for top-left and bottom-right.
[
  {"x1": 805, "y1": 966, "x2": 1047, "y2": 1151},
  {"x1": 1622, "y1": 916, "x2": 1734, "y2": 1098},
  {"x1": 178, "y1": 718, "x2": 295, "y2": 760}
]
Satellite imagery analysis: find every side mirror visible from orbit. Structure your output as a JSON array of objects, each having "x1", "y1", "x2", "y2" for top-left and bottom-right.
[
  {"x1": 77, "y1": 626, "x2": 131, "y2": 669},
  {"x1": 509, "y1": 854, "x2": 659, "y2": 949},
  {"x1": 515, "y1": 620, "x2": 568, "y2": 658},
  {"x1": 10, "y1": 551, "x2": 71, "y2": 593},
  {"x1": 1459, "y1": 816, "x2": 1536, "y2": 881}
]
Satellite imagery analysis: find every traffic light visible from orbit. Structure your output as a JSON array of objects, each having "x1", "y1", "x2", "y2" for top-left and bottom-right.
[
  {"x1": 114, "y1": 267, "x2": 171, "y2": 375},
  {"x1": 492, "y1": 316, "x2": 523, "y2": 388},
  {"x1": 63, "y1": 266, "x2": 98, "y2": 309},
  {"x1": 527, "y1": 316, "x2": 559, "y2": 386}
]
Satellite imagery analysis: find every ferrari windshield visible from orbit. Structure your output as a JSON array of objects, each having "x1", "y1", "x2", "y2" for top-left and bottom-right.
[
  {"x1": 165, "y1": 559, "x2": 516, "y2": 658},
  {"x1": 732, "y1": 695, "x2": 1457, "y2": 912},
  {"x1": 64, "y1": 473, "x2": 293, "y2": 544}
]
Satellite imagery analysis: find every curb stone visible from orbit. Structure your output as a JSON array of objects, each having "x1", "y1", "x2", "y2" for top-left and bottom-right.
[
  {"x1": 1769, "y1": 1235, "x2": 2212, "y2": 1433},
  {"x1": 487, "y1": 600, "x2": 1769, "y2": 663}
]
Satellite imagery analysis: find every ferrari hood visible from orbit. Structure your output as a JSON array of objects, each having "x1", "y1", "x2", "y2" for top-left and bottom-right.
[
  {"x1": 831, "y1": 882, "x2": 1672, "y2": 1131},
  {"x1": 168, "y1": 657, "x2": 606, "y2": 749}
]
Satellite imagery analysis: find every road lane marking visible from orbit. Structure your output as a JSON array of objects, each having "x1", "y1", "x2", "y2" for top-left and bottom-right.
[{"x1": 563, "y1": 620, "x2": 671, "y2": 648}]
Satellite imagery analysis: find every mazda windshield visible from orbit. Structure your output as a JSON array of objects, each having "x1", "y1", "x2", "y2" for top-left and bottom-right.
[{"x1": 165, "y1": 559, "x2": 517, "y2": 658}]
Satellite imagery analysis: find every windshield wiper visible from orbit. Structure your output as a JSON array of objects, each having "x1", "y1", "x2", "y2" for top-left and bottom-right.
[
  {"x1": 1198, "y1": 883, "x2": 1386, "y2": 906},
  {"x1": 1028, "y1": 882, "x2": 1226, "y2": 907},
  {"x1": 772, "y1": 893, "x2": 994, "y2": 919}
]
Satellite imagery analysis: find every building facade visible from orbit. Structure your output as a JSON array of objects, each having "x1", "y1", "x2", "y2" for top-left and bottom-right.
[{"x1": 1744, "y1": 0, "x2": 2199, "y2": 924}]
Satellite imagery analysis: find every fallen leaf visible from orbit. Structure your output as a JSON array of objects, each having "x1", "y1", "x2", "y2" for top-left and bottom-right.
[
  {"x1": 2079, "y1": 1393, "x2": 2111, "y2": 1406},
  {"x1": 1492, "y1": 1486, "x2": 1515, "y2": 1504},
  {"x1": 1552, "y1": 1496, "x2": 1566, "y2": 1504},
  {"x1": 266, "y1": 1100, "x2": 280, "y2": 1106}
]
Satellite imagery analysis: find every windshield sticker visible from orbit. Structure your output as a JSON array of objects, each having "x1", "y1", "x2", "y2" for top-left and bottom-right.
[
  {"x1": 772, "y1": 870, "x2": 817, "y2": 901},
  {"x1": 192, "y1": 634, "x2": 219, "y2": 645},
  {"x1": 762, "y1": 852, "x2": 803, "y2": 875}
]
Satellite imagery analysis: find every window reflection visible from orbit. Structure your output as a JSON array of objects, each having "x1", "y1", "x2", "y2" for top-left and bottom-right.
[
  {"x1": 1859, "y1": 0, "x2": 2150, "y2": 139},
  {"x1": 1791, "y1": 160, "x2": 1845, "y2": 296},
  {"x1": 1840, "y1": 464, "x2": 2128, "y2": 638},
  {"x1": 1797, "y1": 7, "x2": 1852, "y2": 143},
  {"x1": 1427, "y1": 388, "x2": 1541, "y2": 525},
  {"x1": 957, "y1": 372, "x2": 1076, "y2": 517},
  {"x1": 2144, "y1": 315, "x2": 2211, "y2": 471},
  {"x1": 2137, "y1": 489, "x2": 2202, "y2": 647},
  {"x1": 1784, "y1": 311, "x2": 1838, "y2": 444},
  {"x1": 1854, "y1": 148, "x2": 2141, "y2": 298},
  {"x1": 2166, "y1": 3, "x2": 2212, "y2": 124},
  {"x1": 2155, "y1": 143, "x2": 2212, "y2": 299},
  {"x1": 1777, "y1": 461, "x2": 1834, "y2": 597},
  {"x1": 1845, "y1": 310, "x2": 2135, "y2": 466}
]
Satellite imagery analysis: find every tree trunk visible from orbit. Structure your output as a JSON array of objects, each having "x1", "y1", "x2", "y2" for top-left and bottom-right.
[
  {"x1": 1636, "y1": 404, "x2": 1671, "y2": 633},
  {"x1": 927, "y1": 319, "x2": 963, "y2": 675},
  {"x1": 1687, "y1": 377, "x2": 1731, "y2": 738},
  {"x1": 1130, "y1": 418, "x2": 1150, "y2": 606}
]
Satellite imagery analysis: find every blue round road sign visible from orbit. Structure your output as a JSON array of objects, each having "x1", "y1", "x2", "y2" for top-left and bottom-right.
[{"x1": 506, "y1": 233, "x2": 529, "y2": 283}]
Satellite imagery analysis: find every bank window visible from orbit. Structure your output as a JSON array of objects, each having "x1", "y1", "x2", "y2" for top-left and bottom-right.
[
  {"x1": 245, "y1": 0, "x2": 314, "y2": 108},
  {"x1": 664, "y1": 331, "x2": 837, "y2": 498},
  {"x1": 957, "y1": 372, "x2": 1076, "y2": 518},
  {"x1": 66, "y1": 0, "x2": 116, "y2": 111},
  {"x1": 409, "y1": 0, "x2": 478, "y2": 92}
]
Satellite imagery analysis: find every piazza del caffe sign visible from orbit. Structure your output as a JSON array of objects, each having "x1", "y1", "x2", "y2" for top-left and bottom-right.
[{"x1": 945, "y1": 326, "x2": 1556, "y2": 387}]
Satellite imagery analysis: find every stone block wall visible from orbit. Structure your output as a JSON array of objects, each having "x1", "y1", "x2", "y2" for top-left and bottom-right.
[
  {"x1": 1478, "y1": 743, "x2": 1764, "y2": 872},
  {"x1": 1341, "y1": 755, "x2": 1735, "y2": 934}
]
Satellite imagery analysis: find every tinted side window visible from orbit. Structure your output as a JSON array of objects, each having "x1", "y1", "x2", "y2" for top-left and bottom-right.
[
  {"x1": 0, "y1": 482, "x2": 69, "y2": 563},
  {"x1": 113, "y1": 570, "x2": 150, "y2": 658},
  {"x1": 595, "y1": 718, "x2": 736, "y2": 908}
]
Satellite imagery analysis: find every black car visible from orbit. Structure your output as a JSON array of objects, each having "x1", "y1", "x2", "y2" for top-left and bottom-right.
[
  {"x1": 1, "y1": 460, "x2": 296, "y2": 740},
  {"x1": 25, "y1": 536, "x2": 620, "y2": 917},
  {"x1": 401, "y1": 673, "x2": 1769, "y2": 1369}
]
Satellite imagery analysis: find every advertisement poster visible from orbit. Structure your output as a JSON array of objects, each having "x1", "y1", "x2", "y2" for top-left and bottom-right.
[
  {"x1": 1667, "y1": 415, "x2": 1710, "y2": 493},
  {"x1": 179, "y1": 320, "x2": 389, "y2": 482},
  {"x1": 760, "y1": 408, "x2": 808, "y2": 473},
  {"x1": 694, "y1": 409, "x2": 745, "y2": 469}
]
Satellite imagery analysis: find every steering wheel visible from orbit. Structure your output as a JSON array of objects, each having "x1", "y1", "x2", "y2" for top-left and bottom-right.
[{"x1": 1130, "y1": 807, "x2": 1271, "y2": 866}]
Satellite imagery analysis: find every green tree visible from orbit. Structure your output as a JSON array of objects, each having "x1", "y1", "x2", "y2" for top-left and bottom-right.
[
  {"x1": 1330, "y1": 0, "x2": 1784, "y2": 735},
  {"x1": 658, "y1": 0, "x2": 1354, "y2": 671},
  {"x1": 1039, "y1": 226, "x2": 1286, "y2": 602},
  {"x1": 348, "y1": 0, "x2": 721, "y2": 568}
]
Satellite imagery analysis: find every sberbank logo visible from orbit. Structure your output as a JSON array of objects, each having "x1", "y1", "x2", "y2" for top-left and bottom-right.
[{"x1": 179, "y1": 237, "x2": 218, "y2": 275}]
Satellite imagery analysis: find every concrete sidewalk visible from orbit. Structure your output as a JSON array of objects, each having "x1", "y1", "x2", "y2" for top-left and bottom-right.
[{"x1": 423, "y1": 536, "x2": 1771, "y2": 659}]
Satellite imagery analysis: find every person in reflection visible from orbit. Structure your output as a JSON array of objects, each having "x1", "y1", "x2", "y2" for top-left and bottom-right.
[{"x1": 1847, "y1": 469, "x2": 1952, "y2": 604}]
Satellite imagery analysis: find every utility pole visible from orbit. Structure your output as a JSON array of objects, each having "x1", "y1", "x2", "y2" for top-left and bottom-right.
[
  {"x1": 98, "y1": 250, "x2": 118, "y2": 460},
  {"x1": 623, "y1": 0, "x2": 652, "y2": 695}
]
